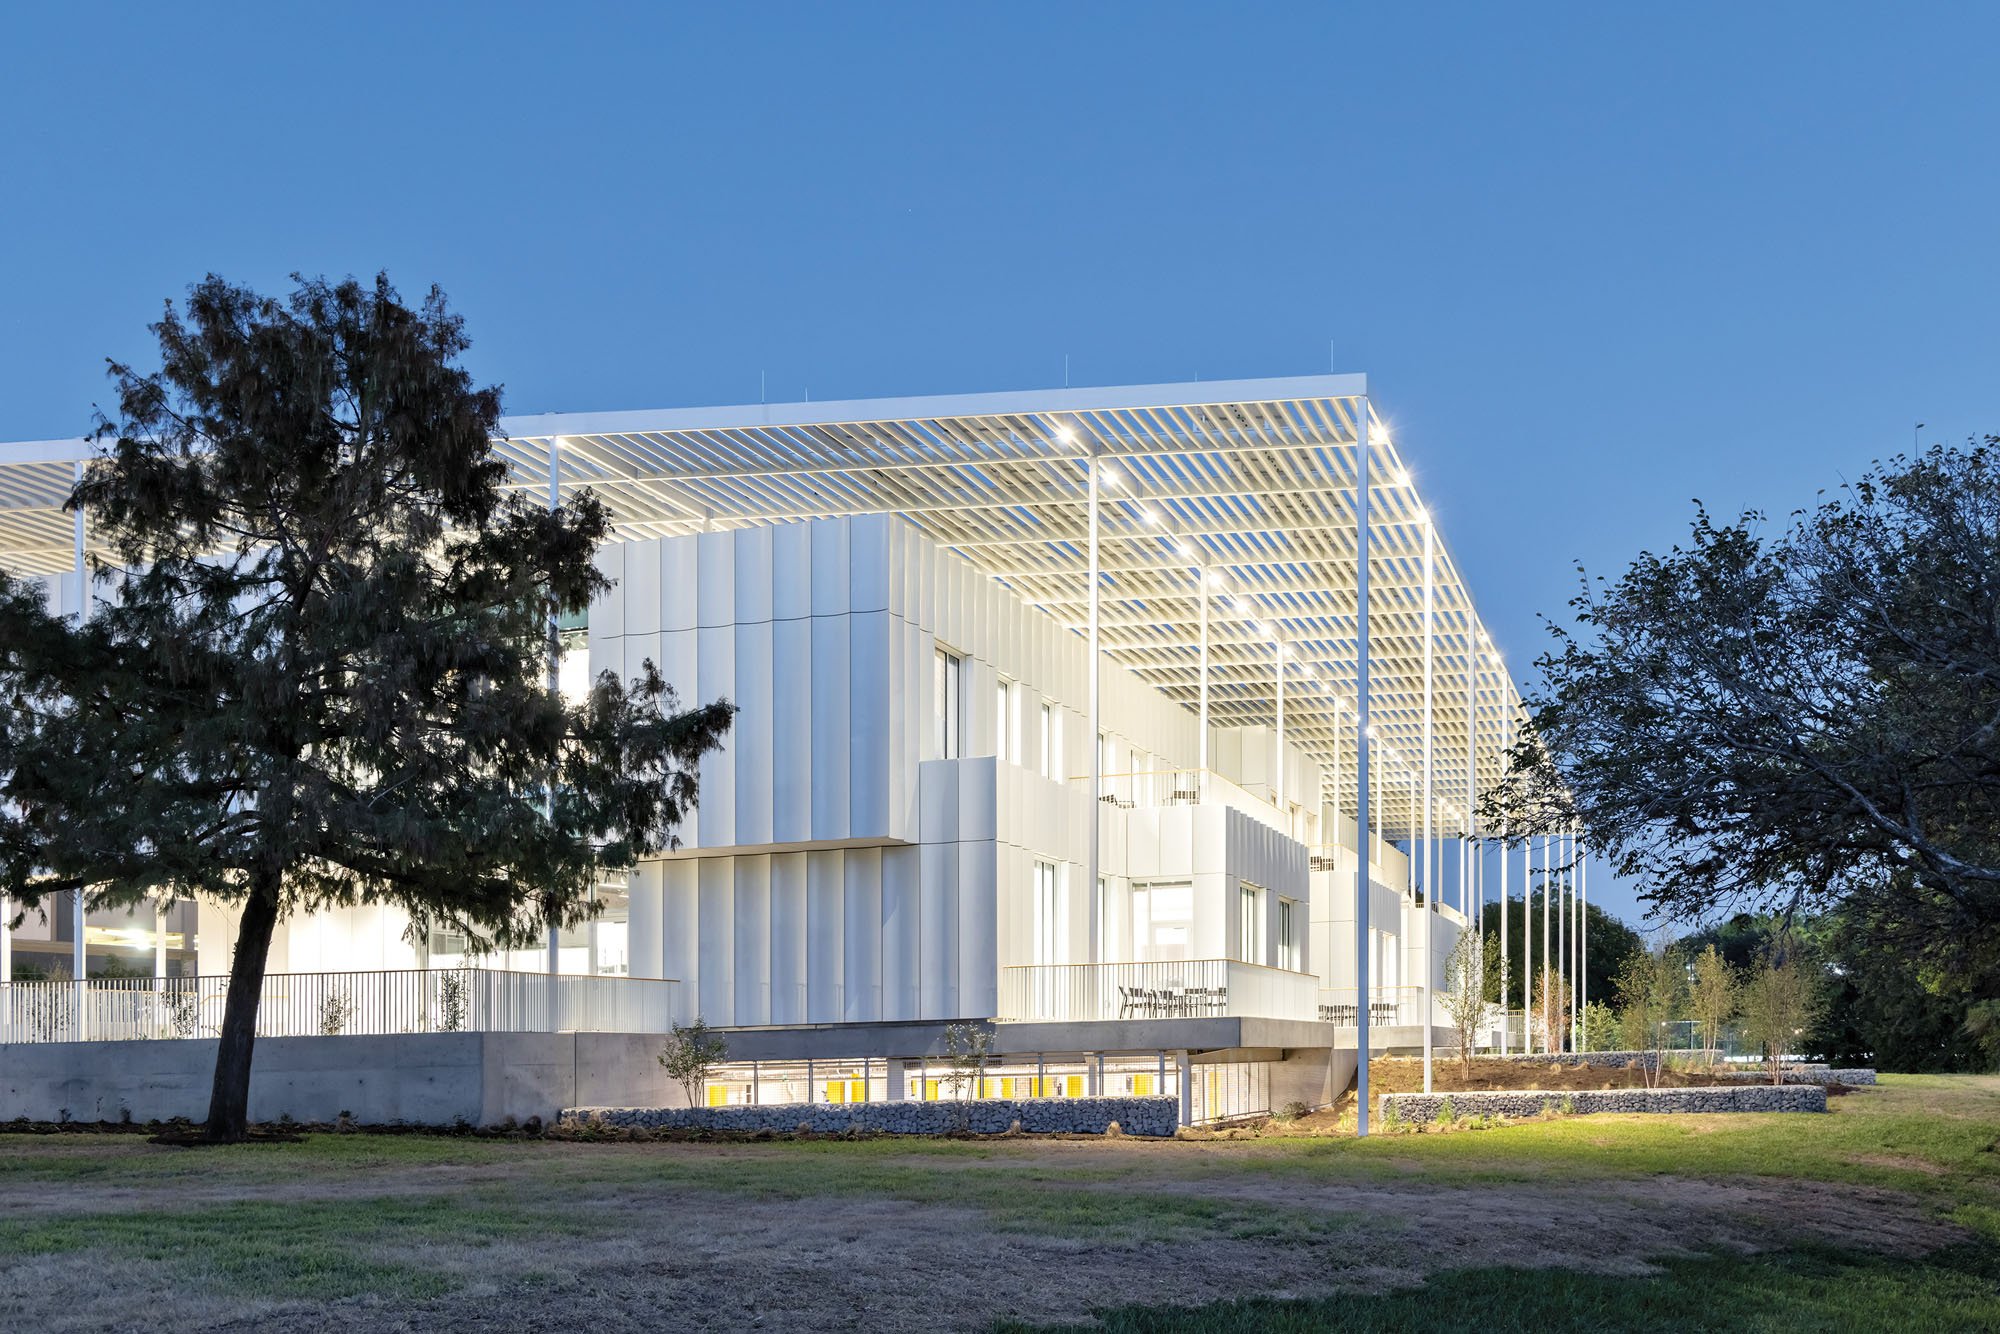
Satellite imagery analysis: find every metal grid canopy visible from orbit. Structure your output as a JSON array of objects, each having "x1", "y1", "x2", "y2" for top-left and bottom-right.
[{"x1": 0, "y1": 375, "x2": 1520, "y2": 837}]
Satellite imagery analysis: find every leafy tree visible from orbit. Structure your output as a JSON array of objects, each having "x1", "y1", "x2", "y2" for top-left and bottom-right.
[
  {"x1": 1741, "y1": 950, "x2": 1821, "y2": 1085},
  {"x1": 940, "y1": 1021, "x2": 994, "y2": 1100},
  {"x1": 1613, "y1": 934, "x2": 1686, "y2": 1087},
  {"x1": 1688, "y1": 944, "x2": 1738, "y2": 1067},
  {"x1": 658, "y1": 1017, "x2": 730, "y2": 1107},
  {"x1": 0, "y1": 275, "x2": 734, "y2": 1141},
  {"x1": 1441, "y1": 926, "x2": 1487, "y2": 1078},
  {"x1": 1531, "y1": 966, "x2": 1572, "y2": 1055},
  {"x1": 1487, "y1": 443, "x2": 2000, "y2": 1065}
]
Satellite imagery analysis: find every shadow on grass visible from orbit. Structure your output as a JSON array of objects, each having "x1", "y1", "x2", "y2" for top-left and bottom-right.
[{"x1": 1004, "y1": 1243, "x2": 2000, "y2": 1333}]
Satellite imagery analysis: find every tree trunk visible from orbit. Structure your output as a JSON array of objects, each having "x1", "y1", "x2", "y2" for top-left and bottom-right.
[{"x1": 204, "y1": 870, "x2": 281, "y2": 1142}]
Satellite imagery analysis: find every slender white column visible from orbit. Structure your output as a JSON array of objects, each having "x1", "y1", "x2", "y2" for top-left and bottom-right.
[
  {"x1": 1541, "y1": 835, "x2": 1552, "y2": 1053},
  {"x1": 1464, "y1": 638, "x2": 1476, "y2": 920},
  {"x1": 1352, "y1": 405, "x2": 1374, "y2": 1137},
  {"x1": 1086, "y1": 441, "x2": 1101, "y2": 963},
  {"x1": 1197, "y1": 568, "x2": 1209, "y2": 785},
  {"x1": 1499, "y1": 819, "x2": 1509, "y2": 1056},
  {"x1": 1521, "y1": 834, "x2": 1533, "y2": 1052},
  {"x1": 547, "y1": 437, "x2": 563, "y2": 976},
  {"x1": 1420, "y1": 518, "x2": 1435, "y2": 1094},
  {"x1": 154, "y1": 901, "x2": 168, "y2": 980},
  {"x1": 1, "y1": 891, "x2": 10, "y2": 984},
  {"x1": 1579, "y1": 835, "x2": 1589, "y2": 1051},
  {"x1": 73, "y1": 462, "x2": 87, "y2": 1035},
  {"x1": 1274, "y1": 640, "x2": 1286, "y2": 818}
]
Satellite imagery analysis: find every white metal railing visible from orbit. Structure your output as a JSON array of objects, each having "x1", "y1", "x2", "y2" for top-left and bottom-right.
[
  {"x1": 1317, "y1": 985, "x2": 1434, "y2": 1027},
  {"x1": 999, "y1": 958, "x2": 1318, "y2": 1023},
  {"x1": 0, "y1": 968, "x2": 681, "y2": 1044},
  {"x1": 1074, "y1": 768, "x2": 1302, "y2": 840}
]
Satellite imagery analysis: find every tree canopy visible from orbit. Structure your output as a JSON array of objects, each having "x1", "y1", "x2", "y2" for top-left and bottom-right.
[
  {"x1": 0, "y1": 274, "x2": 734, "y2": 1138},
  {"x1": 1490, "y1": 442, "x2": 2000, "y2": 989}
]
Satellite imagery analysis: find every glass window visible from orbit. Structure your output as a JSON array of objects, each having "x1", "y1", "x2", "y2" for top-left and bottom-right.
[
  {"x1": 1240, "y1": 885, "x2": 1262, "y2": 965},
  {"x1": 996, "y1": 677, "x2": 1019, "y2": 764},
  {"x1": 1134, "y1": 882, "x2": 1192, "y2": 962},
  {"x1": 934, "y1": 647, "x2": 962, "y2": 759},
  {"x1": 1033, "y1": 861, "x2": 1067, "y2": 964},
  {"x1": 1278, "y1": 898, "x2": 1298, "y2": 972}
]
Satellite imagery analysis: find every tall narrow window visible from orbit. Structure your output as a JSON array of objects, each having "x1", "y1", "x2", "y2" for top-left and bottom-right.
[
  {"x1": 935, "y1": 647, "x2": 962, "y2": 759},
  {"x1": 1239, "y1": 885, "x2": 1262, "y2": 965},
  {"x1": 995, "y1": 677, "x2": 1018, "y2": 764},
  {"x1": 1040, "y1": 702, "x2": 1063, "y2": 782},
  {"x1": 1033, "y1": 861, "x2": 1067, "y2": 964},
  {"x1": 1278, "y1": 898, "x2": 1299, "y2": 971}
]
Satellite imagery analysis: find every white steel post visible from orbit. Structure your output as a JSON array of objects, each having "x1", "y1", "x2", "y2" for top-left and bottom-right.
[
  {"x1": 1420, "y1": 517, "x2": 1435, "y2": 1094},
  {"x1": 547, "y1": 437, "x2": 563, "y2": 977},
  {"x1": 1275, "y1": 639, "x2": 1286, "y2": 820},
  {"x1": 1352, "y1": 404, "x2": 1374, "y2": 1137},
  {"x1": 1499, "y1": 819, "x2": 1509, "y2": 1056},
  {"x1": 1463, "y1": 637, "x2": 1476, "y2": 922},
  {"x1": 1197, "y1": 567, "x2": 1209, "y2": 790},
  {"x1": 1541, "y1": 835, "x2": 1552, "y2": 1054},
  {"x1": 1522, "y1": 834, "x2": 1534, "y2": 1053},
  {"x1": 73, "y1": 461, "x2": 87, "y2": 1036},
  {"x1": 1086, "y1": 438, "x2": 1102, "y2": 963},
  {"x1": 1579, "y1": 834, "x2": 1589, "y2": 1051}
]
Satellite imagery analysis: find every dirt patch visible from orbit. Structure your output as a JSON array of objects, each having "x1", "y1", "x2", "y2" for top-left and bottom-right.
[{"x1": 0, "y1": 1137, "x2": 1972, "y2": 1333}]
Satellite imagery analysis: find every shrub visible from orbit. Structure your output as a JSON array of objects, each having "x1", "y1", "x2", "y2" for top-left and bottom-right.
[{"x1": 1272, "y1": 1100, "x2": 1311, "y2": 1124}]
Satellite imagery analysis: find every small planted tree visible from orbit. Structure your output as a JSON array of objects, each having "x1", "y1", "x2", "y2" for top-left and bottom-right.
[
  {"x1": 940, "y1": 1022, "x2": 994, "y2": 1100},
  {"x1": 658, "y1": 1017, "x2": 729, "y2": 1107},
  {"x1": 1532, "y1": 966, "x2": 1572, "y2": 1055},
  {"x1": 1614, "y1": 933, "x2": 1686, "y2": 1088},
  {"x1": 1741, "y1": 950, "x2": 1820, "y2": 1085},
  {"x1": 1441, "y1": 926, "x2": 1487, "y2": 1079},
  {"x1": 1689, "y1": 943, "x2": 1738, "y2": 1067}
]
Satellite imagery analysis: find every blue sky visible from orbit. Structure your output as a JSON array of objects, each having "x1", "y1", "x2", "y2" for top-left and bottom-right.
[{"x1": 5, "y1": 3, "x2": 1997, "y2": 924}]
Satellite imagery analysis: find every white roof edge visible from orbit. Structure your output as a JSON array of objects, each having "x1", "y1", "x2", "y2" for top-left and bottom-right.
[
  {"x1": 2, "y1": 375, "x2": 1375, "y2": 457},
  {"x1": 494, "y1": 373, "x2": 1370, "y2": 439},
  {"x1": 0, "y1": 437, "x2": 94, "y2": 466}
]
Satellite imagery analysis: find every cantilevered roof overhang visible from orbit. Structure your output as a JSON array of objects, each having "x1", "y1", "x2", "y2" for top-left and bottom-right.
[{"x1": 0, "y1": 375, "x2": 1521, "y2": 836}]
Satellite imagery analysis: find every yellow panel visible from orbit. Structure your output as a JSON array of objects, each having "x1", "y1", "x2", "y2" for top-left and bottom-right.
[
  {"x1": 1133, "y1": 1075, "x2": 1153, "y2": 1096},
  {"x1": 706, "y1": 1085, "x2": 728, "y2": 1107},
  {"x1": 1066, "y1": 1075, "x2": 1083, "y2": 1097}
]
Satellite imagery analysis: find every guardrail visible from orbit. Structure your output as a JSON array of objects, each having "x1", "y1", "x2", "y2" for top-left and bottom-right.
[
  {"x1": 1316, "y1": 985, "x2": 1434, "y2": 1027},
  {"x1": 999, "y1": 958, "x2": 1318, "y2": 1023},
  {"x1": 0, "y1": 968, "x2": 681, "y2": 1044}
]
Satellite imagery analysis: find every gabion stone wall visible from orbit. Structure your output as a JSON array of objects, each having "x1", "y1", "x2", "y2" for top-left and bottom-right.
[
  {"x1": 1379, "y1": 1084, "x2": 1828, "y2": 1124},
  {"x1": 1454, "y1": 1050, "x2": 1718, "y2": 1070},
  {"x1": 1725, "y1": 1065, "x2": 1878, "y2": 1086},
  {"x1": 561, "y1": 1095, "x2": 1181, "y2": 1138}
]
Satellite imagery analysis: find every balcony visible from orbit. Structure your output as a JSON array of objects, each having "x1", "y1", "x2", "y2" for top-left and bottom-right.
[
  {"x1": 1078, "y1": 767, "x2": 1305, "y2": 841},
  {"x1": 0, "y1": 967, "x2": 682, "y2": 1044},
  {"x1": 1316, "y1": 986, "x2": 1438, "y2": 1029},
  {"x1": 999, "y1": 958, "x2": 1319, "y2": 1024}
]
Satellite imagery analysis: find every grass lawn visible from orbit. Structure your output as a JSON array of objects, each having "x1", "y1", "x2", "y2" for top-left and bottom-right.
[{"x1": 0, "y1": 1074, "x2": 1995, "y2": 1331}]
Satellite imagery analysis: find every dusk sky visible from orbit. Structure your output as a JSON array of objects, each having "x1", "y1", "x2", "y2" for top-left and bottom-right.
[{"x1": 6, "y1": 4, "x2": 1997, "y2": 923}]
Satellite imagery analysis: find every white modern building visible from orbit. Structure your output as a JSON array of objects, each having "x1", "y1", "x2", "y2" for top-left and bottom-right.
[{"x1": 0, "y1": 376, "x2": 1524, "y2": 1123}]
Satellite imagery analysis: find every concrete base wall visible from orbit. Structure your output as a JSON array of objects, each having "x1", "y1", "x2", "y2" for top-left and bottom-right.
[
  {"x1": 0, "y1": 1032, "x2": 690, "y2": 1127},
  {"x1": 1269, "y1": 1046, "x2": 1356, "y2": 1111}
]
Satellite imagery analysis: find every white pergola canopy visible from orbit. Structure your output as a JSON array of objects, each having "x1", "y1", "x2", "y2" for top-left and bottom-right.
[{"x1": 0, "y1": 375, "x2": 1522, "y2": 837}]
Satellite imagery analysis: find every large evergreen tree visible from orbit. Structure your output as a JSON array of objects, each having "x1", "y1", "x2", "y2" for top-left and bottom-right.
[{"x1": 0, "y1": 275, "x2": 733, "y2": 1140}]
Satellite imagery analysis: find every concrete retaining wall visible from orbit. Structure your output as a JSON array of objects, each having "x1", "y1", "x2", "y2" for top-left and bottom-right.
[
  {"x1": 564, "y1": 1094, "x2": 1179, "y2": 1137},
  {"x1": 1379, "y1": 1084, "x2": 1827, "y2": 1123},
  {"x1": 0, "y1": 1032, "x2": 688, "y2": 1126}
]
